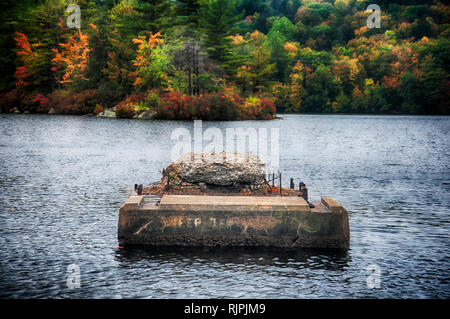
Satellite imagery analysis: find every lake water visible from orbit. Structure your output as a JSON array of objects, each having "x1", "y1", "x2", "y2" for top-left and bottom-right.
[{"x1": 0, "y1": 114, "x2": 449, "y2": 298}]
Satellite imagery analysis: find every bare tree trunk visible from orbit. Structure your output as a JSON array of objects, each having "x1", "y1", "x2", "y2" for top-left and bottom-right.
[
  {"x1": 195, "y1": 43, "x2": 199, "y2": 96},
  {"x1": 188, "y1": 68, "x2": 192, "y2": 96},
  {"x1": 188, "y1": 41, "x2": 193, "y2": 96}
]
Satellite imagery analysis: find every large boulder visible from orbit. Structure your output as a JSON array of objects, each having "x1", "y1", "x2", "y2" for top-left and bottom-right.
[
  {"x1": 166, "y1": 152, "x2": 266, "y2": 189},
  {"x1": 141, "y1": 110, "x2": 156, "y2": 119},
  {"x1": 97, "y1": 109, "x2": 116, "y2": 118},
  {"x1": 135, "y1": 110, "x2": 156, "y2": 120}
]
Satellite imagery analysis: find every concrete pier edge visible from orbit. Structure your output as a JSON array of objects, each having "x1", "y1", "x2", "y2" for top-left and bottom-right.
[{"x1": 118, "y1": 195, "x2": 350, "y2": 249}]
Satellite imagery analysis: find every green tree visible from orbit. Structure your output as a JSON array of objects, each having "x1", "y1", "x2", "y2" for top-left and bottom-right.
[
  {"x1": 13, "y1": 0, "x2": 69, "y2": 91},
  {"x1": 237, "y1": 0, "x2": 265, "y2": 17},
  {"x1": 237, "y1": 31, "x2": 275, "y2": 93},
  {"x1": 399, "y1": 71, "x2": 420, "y2": 113},
  {"x1": 266, "y1": 17, "x2": 296, "y2": 82},
  {"x1": 200, "y1": 0, "x2": 243, "y2": 77},
  {"x1": 0, "y1": 0, "x2": 25, "y2": 92},
  {"x1": 103, "y1": 0, "x2": 172, "y2": 95},
  {"x1": 175, "y1": 0, "x2": 201, "y2": 28},
  {"x1": 416, "y1": 52, "x2": 449, "y2": 114},
  {"x1": 133, "y1": 32, "x2": 171, "y2": 91},
  {"x1": 305, "y1": 2, "x2": 335, "y2": 20},
  {"x1": 302, "y1": 65, "x2": 339, "y2": 112},
  {"x1": 288, "y1": 61, "x2": 306, "y2": 112}
]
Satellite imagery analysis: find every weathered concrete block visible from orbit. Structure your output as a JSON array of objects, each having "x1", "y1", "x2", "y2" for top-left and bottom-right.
[
  {"x1": 118, "y1": 195, "x2": 350, "y2": 249},
  {"x1": 120, "y1": 196, "x2": 145, "y2": 209}
]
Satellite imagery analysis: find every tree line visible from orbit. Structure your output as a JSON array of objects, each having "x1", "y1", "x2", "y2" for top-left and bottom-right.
[{"x1": 0, "y1": 0, "x2": 449, "y2": 118}]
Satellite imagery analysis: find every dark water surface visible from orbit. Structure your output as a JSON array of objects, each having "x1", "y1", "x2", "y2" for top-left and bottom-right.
[{"x1": 0, "y1": 114, "x2": 449, "y2": 298}]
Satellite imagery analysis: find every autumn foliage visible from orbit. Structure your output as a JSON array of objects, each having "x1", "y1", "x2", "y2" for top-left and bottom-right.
[
  {"x1": 153, "y1": 90, "x2": 274, "y2": 120},
  {"x1": 33, "y1": 93, "x2": 50, "y2": 113},
  {"x1": 13, "y1": 32, "x2": 35, "y2": 87},
  {"x1": 132, "y1": 32, "x2": 166, "y2": 88},
  {"x1": 1, "y1": 1, "x2": 449, "y2": 116},
  {"x1": 52, "y1": 29, "x2": 91, "y2": 85}
]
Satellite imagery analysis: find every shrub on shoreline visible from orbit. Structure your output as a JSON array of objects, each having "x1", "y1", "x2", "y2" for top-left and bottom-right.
[
  {"x1": 115, "y1": 104, "x2": 136, "y2": 118},
  {"x1": 114, "y1": 94, "x2": 146, "y2": 118},
  {"x1": 0, "y1": 88, "x2": 277, "y2": 120},
  {"x1": 154, "y1": 90, "x2": 275, "y2": 120},
  {"x1": 239, "y1": 96, "x2": 276, "y2": 120},
  {"x1": 33, "y1": 93, "x2": 50, "y2": 113}
]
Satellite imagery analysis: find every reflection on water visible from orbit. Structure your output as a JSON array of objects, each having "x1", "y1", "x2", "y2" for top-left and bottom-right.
[
  {"x1": 0, "y1": 114, "x2": 449, "y2": 298},
  {"x1": 110, "y1": 246, "x2": 352, "y2": 299},
  {"x1": 115, "y1": 247, "x2": 351, "y2": 271}
]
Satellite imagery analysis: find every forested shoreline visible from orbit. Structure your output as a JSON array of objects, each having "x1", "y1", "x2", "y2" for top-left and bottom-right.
[{"x1": 0, "y1": 0, "x2": 449, "y2": 119}]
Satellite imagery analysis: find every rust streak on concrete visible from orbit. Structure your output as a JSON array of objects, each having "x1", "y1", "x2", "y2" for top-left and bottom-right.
[{"x1": 133, "y1": 219, "x2": 155, "y2": 235}]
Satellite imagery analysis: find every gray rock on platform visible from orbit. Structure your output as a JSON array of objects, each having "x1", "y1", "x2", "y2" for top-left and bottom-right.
[{"x1": 169, "y1": 152, "x2": 266, "y2": 187}]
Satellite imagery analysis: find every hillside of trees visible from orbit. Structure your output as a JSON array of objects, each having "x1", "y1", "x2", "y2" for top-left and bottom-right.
[{"x1": 0, "y1": 0, "x2": 449, "y2": 119}]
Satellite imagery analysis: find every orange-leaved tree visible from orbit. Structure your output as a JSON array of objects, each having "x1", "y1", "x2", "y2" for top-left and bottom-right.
[
  {"x1": 132, "y1": 31, "x2": 169, "y2": 90},
  {"x1": 14, "y1": 32, "x2": 39, "y2": 87},
  {"x1": 51, "y1": 29, "x2": 91, "y2": 86},
  {"x1": 288, "y1": 61, "x2": 307, "y2": 112}
]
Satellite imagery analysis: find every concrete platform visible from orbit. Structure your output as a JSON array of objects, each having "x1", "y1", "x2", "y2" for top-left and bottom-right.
[
  {"x1": 118, "y1": 195, "x2": 350, "y2": 249},
  {"x1": 159, "y1": 195, "x2": 310, "y2": 212}
]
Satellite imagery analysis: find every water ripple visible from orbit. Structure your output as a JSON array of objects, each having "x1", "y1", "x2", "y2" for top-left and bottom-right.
[{"x1": 0, "y1": 114, "x2": 449, "y2": 298}]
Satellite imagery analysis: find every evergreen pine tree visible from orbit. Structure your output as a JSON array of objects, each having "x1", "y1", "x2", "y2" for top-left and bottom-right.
[
  {"x1": 200, "y1": 0, "x2": 243, "y2": 77},
  {"x1": 175, "y1": 0, "x2": 201, "y2": 28}
]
